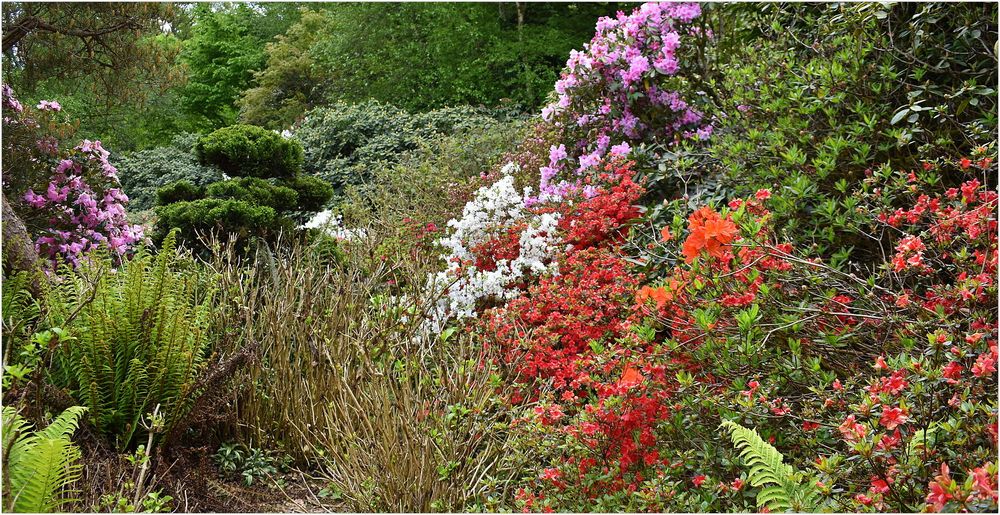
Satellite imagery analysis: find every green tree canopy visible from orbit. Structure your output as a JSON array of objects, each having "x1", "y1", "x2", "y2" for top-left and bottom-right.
[{"x1": 178, "y1": 2, "x2": 301, "y2": 130}]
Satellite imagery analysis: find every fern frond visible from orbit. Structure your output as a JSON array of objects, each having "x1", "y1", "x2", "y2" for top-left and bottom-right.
[
  {"x1": 721, "y1": 420, "x2": 820, "y2": 512},
  {"x1": 3, "y1": 406, "x2": 87, "y2": 513},
  {"x1": 36, "y1": 406, "x2": 88, "y2": 441},
  {"x1": 44, "y1": 230, "x2": 217, "y2": 448}
]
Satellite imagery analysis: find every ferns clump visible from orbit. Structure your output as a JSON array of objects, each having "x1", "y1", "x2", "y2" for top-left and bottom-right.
[
  {"x1": 720, "y1": 420, "x2": 822, "y2": 512},
  {"x1": 46, "y1": 231, "x2": 217, "y2": 448},
  {"x1": 2, "y1": 406, "x2": 87, "y2": 513}
]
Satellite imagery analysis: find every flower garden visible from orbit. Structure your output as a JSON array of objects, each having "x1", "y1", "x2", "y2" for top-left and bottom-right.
[{"x1": 1, "y1": 2, "x2": 997, "y2": 513}]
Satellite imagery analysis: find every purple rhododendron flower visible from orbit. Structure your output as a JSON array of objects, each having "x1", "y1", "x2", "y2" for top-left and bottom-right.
[
  {"x1": 610, "y1": 142, "x2": 632, "y2": 157},
  {"x1": 36, "y1": 100, "x2": 61, "y2": 112},
  {"x1": 549, "y1": 144, "x2": 568, "y2": 165}
]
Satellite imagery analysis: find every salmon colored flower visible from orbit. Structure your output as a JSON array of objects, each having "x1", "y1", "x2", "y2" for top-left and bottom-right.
[
  {"x1": 879, "y1": 406, "x2": 908, "y2": 430},
  {"x1": 682, "y1": 207, "x2": 738, "y2": 263},
  {"x1": 619, "y1": 366, "x2": 645, "y2": 389}
]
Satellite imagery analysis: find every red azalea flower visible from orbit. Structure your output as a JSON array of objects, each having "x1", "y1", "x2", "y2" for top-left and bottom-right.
[
  {"x1": 879, "y1": 406, "x2": 908, "y2": 430},
  {"x1": 942, "y1": 361, "x2": 963, "y2": 383}
]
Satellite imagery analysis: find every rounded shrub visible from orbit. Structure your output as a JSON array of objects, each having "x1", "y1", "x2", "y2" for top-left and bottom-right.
[
  {"x1": 295, "y1": 101, "x2": 508, "y2": 192},
  {"x1": 196, "y1": 124, "x2": 304, "y2": 178},
  {"x1": 277, "y1": 174, "x2": 334, "y2": 213},
  {"x1": 156, "y1": 180, "x2": 205, "y2": 206},
  {"x1": 205, "y1": 177, "x2": 299, "y2": 210}
]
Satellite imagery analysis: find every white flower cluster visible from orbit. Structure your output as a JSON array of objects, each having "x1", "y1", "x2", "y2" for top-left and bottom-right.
[
  {"x1": 423, "y1": 163, "x2": 562, "y2": 334},
  {"x1": 302, "y1": 209, "x2": 367, "y2": 241}
]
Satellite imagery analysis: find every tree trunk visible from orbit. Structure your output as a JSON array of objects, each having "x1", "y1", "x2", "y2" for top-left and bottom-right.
[{"x1": 2, "y1": 192, "x2": 39, "y2": 275}]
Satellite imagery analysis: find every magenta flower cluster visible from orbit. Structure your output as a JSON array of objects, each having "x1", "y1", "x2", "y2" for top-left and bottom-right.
[
  {"x1": 534, "y1": 2, "x2": 712, "y2": 201},
  {"x1": 23, "y1": 140, "x2": 144, "y2": 266},
  {"x1": 3, "y1": 84, "x2": 144, "y2": 267}
]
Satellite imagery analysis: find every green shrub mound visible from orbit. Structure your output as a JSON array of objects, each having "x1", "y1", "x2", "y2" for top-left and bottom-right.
[
  {"x1": 155, "y1": 124, "x2": 331, "y2": 253},
  {"x1": 295, "y1": 101, "x2": 512, "y2": 193},
  {"x1": 154, "y1": 198, "x2": 286, "y2": 248},
  {"x1": 196, "y1": 124, "x2": 304, "y2": 179},
  {"x1": 114, "y1": 133, "x2": 224, "y2": 211}
]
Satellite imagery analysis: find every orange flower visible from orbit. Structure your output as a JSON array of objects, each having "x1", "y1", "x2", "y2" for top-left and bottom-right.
[
  {"x1": 682, "y1": 207, "x2": 738, "y2": 263},
  {"x1": 660, "y1": 226, "x2": 673, "y2": 242},
  {"x1": 619, "y1": 366, "x2": 645, "y2": 388},
  {"x1": 636, "y1": 285, "x2": 672, "y2": 309}
]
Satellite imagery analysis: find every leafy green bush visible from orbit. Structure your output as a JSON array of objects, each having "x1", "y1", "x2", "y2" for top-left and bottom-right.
[
  {"x1": 153, "y1": 198, "x2": 285, "y2": 250},
  {"x1": 204, "y1": 177, "x2": 299, "y2": 210},
  {"x1": 295, "y1": 101, "x2": 510, "y2": 193},
  {"x1": 156, "y1": 179, "x2": 205, "y2": 206},
  {"x1": 196, "y1": 124, "x2": 303, "y2": 179},
  {"x1": 45, "y1": 233, "x2": 217, "y2": 448},
  {"x1": 2, "y1": 406, "x2": 87, "y2": 513},
  {"x1": 114, "y1": 133, "x2": 223, "y2": 211}
]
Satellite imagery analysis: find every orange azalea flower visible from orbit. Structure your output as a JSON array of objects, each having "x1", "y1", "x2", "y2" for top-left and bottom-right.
[
  {"x1": 636, "y1": 285, "x2": 672, "y2": 309},
  {"x1": 619, "y1": 366, "x2": 645, "y2": 388},
  {"x1": 660, "y1": 226, "x2": 673, "y2": 242},
  {"x1": 682, "y1": 207, "x2": 738, "y2": 263}
]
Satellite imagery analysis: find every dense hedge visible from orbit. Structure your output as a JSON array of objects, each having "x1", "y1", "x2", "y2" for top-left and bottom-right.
[
  {"x1": 114, "y1": 133, "x2": 223, "y2": 211},
  {"x1": 196, "y1": 124, "x2": 304, "y2": 179}
]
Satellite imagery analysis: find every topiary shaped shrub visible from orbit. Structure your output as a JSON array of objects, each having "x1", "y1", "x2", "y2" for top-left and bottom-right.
[
  {"x1": 156, "y1": 180, "x2": 205, "y2": 206},
  {"x1": 196, "y1": 124, "x2": 303, "y2": 179},
  {"x1": 205, "y1": 177, "x2": 299, "y2": 210}
]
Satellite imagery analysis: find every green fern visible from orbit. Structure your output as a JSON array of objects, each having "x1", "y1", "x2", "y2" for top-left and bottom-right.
[
  {"x1": 720, "y1": 420, "x2": 821, "y2": 512},
  {"x1": 46, "y1": 231, "x2": 218, "y2": 448},
  {"x1": 2, "y1": 406, "x2": 87, "y2": 513}
]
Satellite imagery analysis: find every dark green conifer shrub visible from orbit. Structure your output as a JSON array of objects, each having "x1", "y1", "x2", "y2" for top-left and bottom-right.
[
  {"x1": 156, "y1": 180, "x2": 205, "y2": 206},
  {"x1": 156, "y1": 125, "x2": 331, "y2": 253},
  {"x1": 196, "y1": 124, "x2": 304, "y2": 179}
]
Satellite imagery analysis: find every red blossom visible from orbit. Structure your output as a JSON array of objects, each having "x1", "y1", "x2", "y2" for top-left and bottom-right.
[{"x1": 879, "y1": 406, "x2": 908, "y2": 430}]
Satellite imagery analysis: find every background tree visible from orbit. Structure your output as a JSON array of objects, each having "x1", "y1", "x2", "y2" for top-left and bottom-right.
[
  {"x1": 237, "y1": 8, "x2": 334, "y2": 129},
  {"x1": 177, "y1": 2, "x2": 301, "y2": 131},
  {"x1": 1, "y1": 2, "x2": 188, "y2": 150},
  {"x1": 1, "y1": 2, "x2": 178, "y2": 101},
  {"x1": 238, "y1": 2, "x2": 633, "y2": 121}
]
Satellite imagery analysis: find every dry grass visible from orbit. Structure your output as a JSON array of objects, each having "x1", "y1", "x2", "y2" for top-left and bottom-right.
[{"x1": 206, "y1": 227, "x2": 520, "y2": 511}]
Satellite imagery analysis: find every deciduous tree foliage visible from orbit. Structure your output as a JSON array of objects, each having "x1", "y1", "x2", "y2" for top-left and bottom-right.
[
  {"x1": 237, "y1": 2, "x2": 634, "y2": 124},
  {"x1": 1, "y1": 2, "x2": 179, "y2": 106},
  {"x1": 178, "y1": 2, "x2": 301, "y2": 130}
]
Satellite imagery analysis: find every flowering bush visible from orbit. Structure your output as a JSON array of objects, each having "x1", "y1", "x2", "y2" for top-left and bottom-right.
[
  {"x1": 23, "y1": 141, "x2": 144, "y2": 265},
  {"x1": 409, "y1": 5, "x2": 997, "y2": 511},
  {"x1": 536, "y1": 2, "x2": 713, "y2": 201},
  {"x1": 424, "y1": 163, "x2": 562, "y2": 332},
  {"x1": 3, "y1": 84, "x2": 144, "y2": 266}
]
